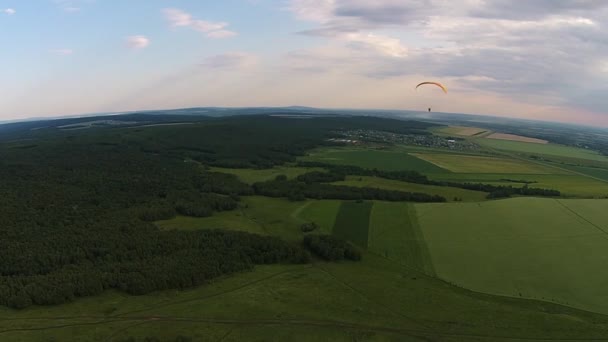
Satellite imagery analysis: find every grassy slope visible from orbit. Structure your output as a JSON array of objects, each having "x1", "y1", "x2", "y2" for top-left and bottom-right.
[
  {"x1": 300, "y1": 148, "x2": 448, "y2": 173},
  {"x1": 334, "y1": 176, "x2": 487, "y2": 202},
  {"x1": 477, "y1": 138, "x2": 608, "y2": 161},
  {"x1": 411, "y1": 152, "x2": 560, "y2": 174},
  {"x1": 296, "y1": 200, "x2": 342, "y2": 235},
  {"x1": 5, "y1": 196, "x2": 608, "y2": 340},
  {"x1": 3, "y1": 255, "x2": 608, "y2": 341},
  {"x1": 368, "y1": 202, "x2": 435, "y2": 275},
  {"x1": 416, "y1": 197, "x2": 608, "y2": 315},
  {"x1": 332, "y1": 201, "x2": 373, "y2": 248}
]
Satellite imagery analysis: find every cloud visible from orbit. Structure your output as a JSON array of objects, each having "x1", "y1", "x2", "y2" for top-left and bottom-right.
[
  {"x1": 287, "y1": 0, "x2": 608, "y2": 114},
  {"x1": 51, "y1": 49, "x2": 74, "y2": 56},
  {"x1": 163, "y1": 8, "x2": 237, "y2": 39},
  {"x1": 201, "y1": 52, "x2": 258, "y2": 69},
  {"x1": 126, "y1": 35, "x2": 150, "y2": 49},
  {"x1": 3, "y1": 8, "x2": 15, "y2": 15}
]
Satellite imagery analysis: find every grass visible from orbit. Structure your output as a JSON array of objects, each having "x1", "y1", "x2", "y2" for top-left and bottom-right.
[
  {"x1": 209, "y1": 166, "x2": 321, "y2": 184},
  {"x1": 300, "y1": 147, "x2": 448, "y2": 173},
  {"x1": 411, "y1": 153, "x2": 560, "y2": 174},
  {"x1": 3, "y1": 254, "x2": 608, "y2": 341},
  {"x1": 332, "y1": 201, "x2": 373, "y2": 248},
  {"x1": 4, "y1": 197, "x2": 608, "y2": 340},
  {"x1": 333, "y1": 176, "x2": 488, "y2": 202},
  {"x1": 368, "y1": 202, "x2": 435, "y2": 275},
  {"x1": 415, "y1": 197, "x2": 608, "y2": 315},
  {"x1": 477, "y1": 138, "x2": 608, "y2": 161},
  {"x1": 557, "y1": 164, "x2": 608, "y2": 182},
  {"x1": 430, "y1": 173, "x2": 608, "y2": 198},
  {"x1": 157, "y1": 197, "x2": 311, "y2": 241},
  {"x1": 294, "y1": 200, "x2": 342, "y2": 235}
]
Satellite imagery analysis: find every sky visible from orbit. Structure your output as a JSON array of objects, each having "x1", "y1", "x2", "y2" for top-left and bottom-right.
[{"x1": 2, "y1": 0, "x2": 608, "y2": 126}]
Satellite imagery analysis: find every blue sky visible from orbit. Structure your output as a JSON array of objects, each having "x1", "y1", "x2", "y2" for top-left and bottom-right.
[{"x1": 2, "y1": 1, "x2": 608, "y2": 126}]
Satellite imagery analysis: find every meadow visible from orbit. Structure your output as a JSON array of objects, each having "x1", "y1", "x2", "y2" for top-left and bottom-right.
[
  {"x1": 368, "y1": 202, "x2": 435, "y2": 275},
  {"x1": 430, "y1": 173, "x2": 608, "y2": 197},
  {"x1": 4, "y1": 204, "x2": 608, "y2": 341},
  {"x1": 478, "y1": 138, "x2": 608, "y2": 161},
  {"x1": 415, "y1": 197, "x2": 608, "y2": 315},
  {"x1": 332, "y1": 201, "x2": 373, "y2": 248},
  {"x1": 334, "y1": 176, "x2": 488, "y2": 201},
  {"x1": 300, "y1": 148, "x2": 448, "y2": 173},
  {"x1": 411, "y1": 153, "x2": 558, "y2": 174}
]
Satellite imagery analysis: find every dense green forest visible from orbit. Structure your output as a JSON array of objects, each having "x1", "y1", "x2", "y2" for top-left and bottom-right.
[{"x1": 0, "y1": 114, "x2": 433, "y2": 308}]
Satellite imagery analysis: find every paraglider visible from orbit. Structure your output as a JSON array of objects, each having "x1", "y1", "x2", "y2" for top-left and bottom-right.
[
  {"x1": 415, "y1": 81, "x2": 447, "y2": 94},
  {"x1": 416, "y1": 81, "x2": 447, "y2": 113}
]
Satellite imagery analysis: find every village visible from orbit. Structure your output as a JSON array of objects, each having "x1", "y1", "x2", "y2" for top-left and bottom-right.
[{"x1": 334, "y1": 129, "x2": 481, "y2": 151}]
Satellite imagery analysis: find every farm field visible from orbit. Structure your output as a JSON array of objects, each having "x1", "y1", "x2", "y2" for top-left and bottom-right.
[
  {"x1": 333, "y1": 176, "x2": 488, "y2": 201},
  {"x1": 368, "y1": 202, "x2": 435, "y2": 275},
  {"x1": 332, "y1": 201, "x2": 372, "y2": 248},
  {"x1": 436, "y1": 126, "x2": 489, "y2": 136},
  {"x1": 6, "y1": 196, "x2": 608, "y2": 340},
  {"x1": 415, "y1": 197, "x2": 608, "y2": 315},
  {"x1": 430, "y1": 173, "x2": 608, "y2": 197},
  {"x1": 295, "y1": 200, "x2": 341, "y2": 235},
  {"x1": 485, "y1": 133, "x2": 548, "y2": 144},
  {"x1": 478, "y1": 138, "x2": 608, "y2": 161},
  {"x1": 300, "y1": 147, "x2": 448, "y2": 173},
  {"x1": 411, "y1": 152, "x2": 559, "y2": 174},
  {"x1": 3, "y1": 253, "x2": 608, "y2": 341},
  {"x1": 557, "y1": 164, "x2": 608, "y2": 182},
  {"x1": 210, "y1": 166, "x2": 320, "y2": 184}
]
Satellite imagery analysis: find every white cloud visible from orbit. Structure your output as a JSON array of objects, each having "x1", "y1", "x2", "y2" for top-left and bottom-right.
[
  {"x1": 126, "y1": 35, "x2": 150, "y2": 49},
  {"x1": 287, "y1": 0, "x2": 608, "y2": 114},
  {"x1": 3, "y1": 8, "x2": 16, "y2": 15},
  {"x1": 51, "y1": 49, "x2": 74, "y2": 56},
  {"x1": 163, "y1": 8, "x2": 237, "y2": 39},
  {"x1": 343, "y1": 32, "x2": 407, "y2": 57},
  {"x1": 163, "y1": 8, "x2": 192, "y2": 27}
]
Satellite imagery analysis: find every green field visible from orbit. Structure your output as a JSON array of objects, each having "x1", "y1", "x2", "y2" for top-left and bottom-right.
[
  {"x1": 332, "y1": 201, "x2": 372, "y2": 248},
  {"x1": 368, "y1": 202, "x2": 435, "y2": 275},
  {"x1": 295, "y1": 200, "x2": 342, "y2": 234},
  {"x1": 7, "y1": 197, "x2": 608, "y2": 340},
  {"x1": 431, "y1": 173, "x2": 608, "y2": 197},
  {"x1": 416, "y1": 197, "x2": 608, "y2": 315},
  {"x1": 210, "y1": 166, "x2": 321, "y2": 184},
  {"x1": 300, "y1": 147, "x2": 448, "y2": 173},
  {"x1": 478, "y1": 138, "x2": 608, "y2": 161},
  {"x1": 557, "y1": 164, "x2": 608, "y2": 182},
  {"x1": 334, "y1": 176, "x2": 488, "y2": 202},
  {"x1": 4, "y1": 254, "x2": 608, "y2": 341},
  {"x1": 157, "y1": 197, "x2": 310, "y2": 240},
  {"x1": 412, "y1": 152, "x2": 560, "y2": 174}
]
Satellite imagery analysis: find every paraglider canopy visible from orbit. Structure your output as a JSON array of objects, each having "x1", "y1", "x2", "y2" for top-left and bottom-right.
[{"x1": 415, "y1": 82, "x2": 447, "y2": 94}]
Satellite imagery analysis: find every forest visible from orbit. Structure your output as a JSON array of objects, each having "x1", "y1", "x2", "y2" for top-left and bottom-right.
[{"x1": 0, "y1": 114, "x2": 433, "y2": 308}]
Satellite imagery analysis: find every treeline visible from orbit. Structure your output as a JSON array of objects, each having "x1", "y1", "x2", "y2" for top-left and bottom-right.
[
  {"x1": 304, "y1": 235, "x2": 361, "y2": 261},
  {"x1": 0, "y1": 229, "x2": 310, "y2": 309},
  {"x1": 252, "y1": 177, "x2": 446, "y2": 202},
  {"x1": 296, "y1": 162, "x2": 561, "y2": 199}
]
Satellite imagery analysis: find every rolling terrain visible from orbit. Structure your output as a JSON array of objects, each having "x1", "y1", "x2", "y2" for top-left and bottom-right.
[{"x1": 2, "y1": 113, "x2": 608, "y2": 340}]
